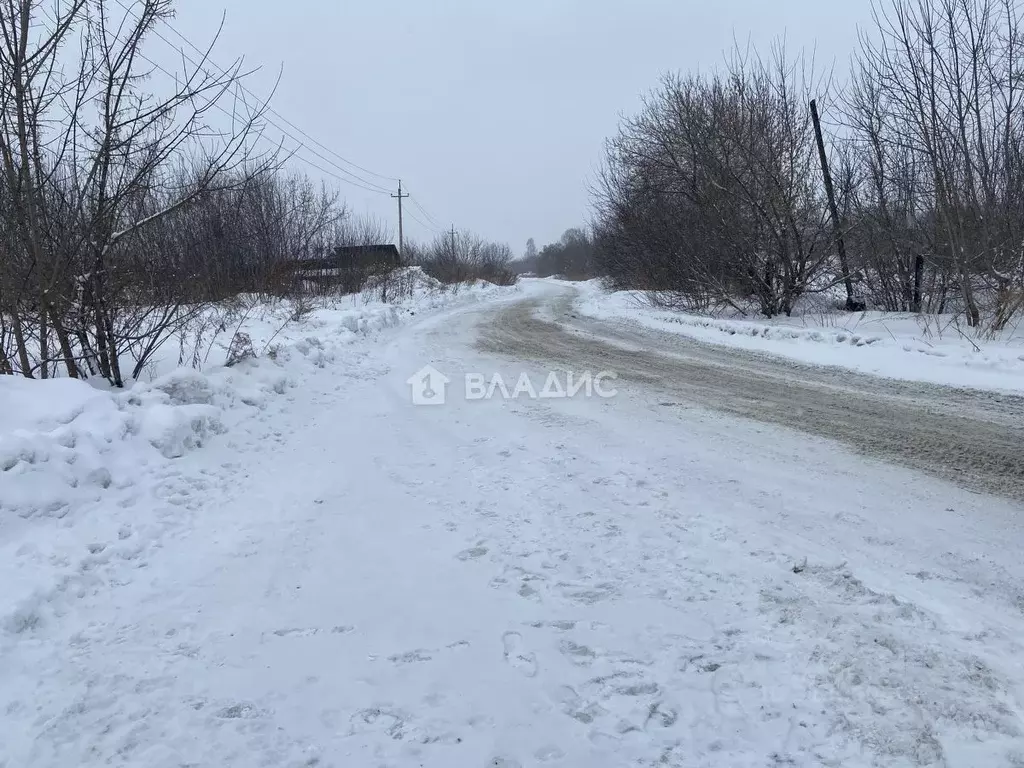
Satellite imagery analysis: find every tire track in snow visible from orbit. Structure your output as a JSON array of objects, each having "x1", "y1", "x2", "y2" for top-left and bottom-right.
[{"x1": 477, "y1": 288, "x2": 1024, "y2": 500}]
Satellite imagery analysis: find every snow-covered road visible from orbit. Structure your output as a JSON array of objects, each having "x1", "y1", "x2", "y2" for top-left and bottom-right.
[
  {"x1": 4, "y1": 280, "x2": 1024, "y2": 767},
  {"x1": 482, "y1": 286, "x2": 1024, "y2": 501}
]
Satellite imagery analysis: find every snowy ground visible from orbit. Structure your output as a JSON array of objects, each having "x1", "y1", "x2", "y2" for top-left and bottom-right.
[
  {"x1": 0, "y1": 273, "x2": 512, "y2": 635},
  {"x1": 2, "y1": 279, "x2": 1024, "y2": 767},
  {"x1": 574, "y1": 282, "x2": 1024, "y2": 394}
]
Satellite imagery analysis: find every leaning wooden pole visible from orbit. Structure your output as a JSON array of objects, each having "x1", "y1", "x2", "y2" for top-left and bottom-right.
[{"x1": 810, "y1": 99, "x2": 857, "y2": 311}]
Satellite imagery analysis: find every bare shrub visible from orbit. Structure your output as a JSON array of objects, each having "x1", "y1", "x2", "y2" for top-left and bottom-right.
[
  {"x1": 416, "y1": 230, "x2": 518, "y2": 287},
  {"x1": 592, "y1": 44, "x2": 834, "y2": 318},
  {"x1": 0, "y1": 0, "x2": 273, "y2": 384},
  {"x1": 591, "y1": 1, "x2": 1024, "y2": 332}
]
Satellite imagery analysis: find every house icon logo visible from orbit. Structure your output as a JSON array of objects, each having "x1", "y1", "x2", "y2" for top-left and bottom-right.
[{"x1": 407, "y1": 365, "x2": 451, "y2": 406}]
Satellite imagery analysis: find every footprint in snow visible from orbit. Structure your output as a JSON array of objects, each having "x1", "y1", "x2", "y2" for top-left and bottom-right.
[
  {"x1": 387, "y1": 642, "x2": 469, "y2": 665},
  {"x1": 534, "y1": 745, "x2": 566, "y2": 762},
  {"x1": 273, "y1": 628, "x2": 320, "y2": 638},
  {"x1": 216, "y1": 702, "x2": 264, "y2": 720},
  {"x1": 389, "y1": 649, "x2": 433, "y2": 664},
  {"x1": 529, "y1": 620, "x2": 576, "y2": 632},
  {"x1": 502, "y1": 631, "x2": 538, "y2": 678},
  {"x1": 457, "y1": 546, "x2": 489, "y2": 561},
  {"x1": 347, "y1": 707, "x2": 406, "y2": 740},
  {"x1": 560, "y1": 640, "x2": 597, "y2": 666},
  {"x1": 269, "y1": 625, "x2": 355, "y2": 639}
]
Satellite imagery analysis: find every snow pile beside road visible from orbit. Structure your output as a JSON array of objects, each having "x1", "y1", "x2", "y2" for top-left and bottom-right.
[
  {"x1": 0, "y1": 317, "x2": 362, "y2": 523},
  {"x1": 0, "y1": 344, "x2": 303, "y2": 637},
  {"x1": 575, "y1": 282, "x2": 1024, "y2": 393},
  {"x1": 0, "y1": 279, "x2": 514, "y2": 638},
  {"x1": 1, "y1": 377, "x2": 129, "y2": 521},
  {"x1": 163, "y1": 271, "x2": 514, "y2": 379}
]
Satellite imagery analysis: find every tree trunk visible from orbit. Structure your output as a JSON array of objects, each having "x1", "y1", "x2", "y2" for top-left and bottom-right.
[
  {"x1": 912, "y1": 255, "x2": 924, "y2": 313},
  {"x1": 38, "y1": 292, "x2": 49, "y2": 378},
  {"x1": 45, "y1": 302, "x2": 82, "y2": 379},
  {"x1": 961, "y1": 272, "x2": 981, "y2": 327},
  {"x1": 11, "y1": 314, "x2": 33, "y2": 377}
]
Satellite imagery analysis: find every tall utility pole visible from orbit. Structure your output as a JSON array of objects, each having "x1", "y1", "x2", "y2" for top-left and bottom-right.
[
  {"x1": 810, "y1": 99, "x2": 856, "y2": 311},
  {"x1": 391, "y1": 180, "x2": 409, "y2": 255},
  {"x1": 450, "y1": 225, "x2": 457, "y2": 258}
]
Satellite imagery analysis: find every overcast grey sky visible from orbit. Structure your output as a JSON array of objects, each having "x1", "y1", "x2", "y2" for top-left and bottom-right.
[{"x1": 170, "y1": 0, "x2": 873, "y2": 254}]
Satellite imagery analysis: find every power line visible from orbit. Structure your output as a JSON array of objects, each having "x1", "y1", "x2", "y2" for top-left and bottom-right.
[
  {"x1": 120, "y1": 43, "x2": 392, "y2": 196},
  {"x1": 120, "y1": 40, "x2": 390, "y2": 196},
  {"x1": 88, "y1": 1, "x2": 456, "y2": 240},
  {"x1": 115, "y1": 0, "x2": 398, "y2": 185},
  {"x1": 405, "y1": 207, "x2": 442, "y2": 235},
  {"x1": 407, "y1": 193, "x2": 442, "y2": 229},
  {"x1": 289, "y1": 151, "x2": 391, "y2": 195},
  {"x1": 408, "y1": 194, "x2": 438, "y2": 224},
  {"x1": 111, "y1": 0, "x2": 396, "y2": 194}
]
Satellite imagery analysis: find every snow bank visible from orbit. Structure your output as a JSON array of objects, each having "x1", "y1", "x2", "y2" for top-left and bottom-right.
[
  {"x1": 0, "y1": 346, "x2": 304, "y2": 637},
  {"x1": 0, "y1": 279, "x2": 514, "y2": 638},
  {"x1": 149, "y1": 269, "x2": 512, "y2": 381},
  {"x1": 575, "y1": 283, "x2": 1024, "y2": 393}
]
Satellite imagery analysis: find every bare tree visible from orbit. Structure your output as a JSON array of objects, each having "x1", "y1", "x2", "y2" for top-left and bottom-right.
[
  {"x1": 849, "y1": 0, "x2": 1024, "y2": 329},
  {"x1": 592, "y1": 1, "x2": 1024, "y2": 332},
  {"x1": 0, "y1": 0, "x2": 90, "y2": 378},
  {"x1": 415, "y1": 229, "x2": 517, "y2": 286},
  {"x1": 593, "y1": 43, "x2": 835, "y2": 317},
  {"x1": 0, "y1": 0, "x2": 275, "y2": 383}
]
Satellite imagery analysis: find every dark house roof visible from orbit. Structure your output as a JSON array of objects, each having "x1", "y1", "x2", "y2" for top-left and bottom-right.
[
  {"x1": 284, "y1": 244, "x2": 400, "y2": 272},
  {"x1": 333, "y1": 244, "x2": 400, "y2": 259}
]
